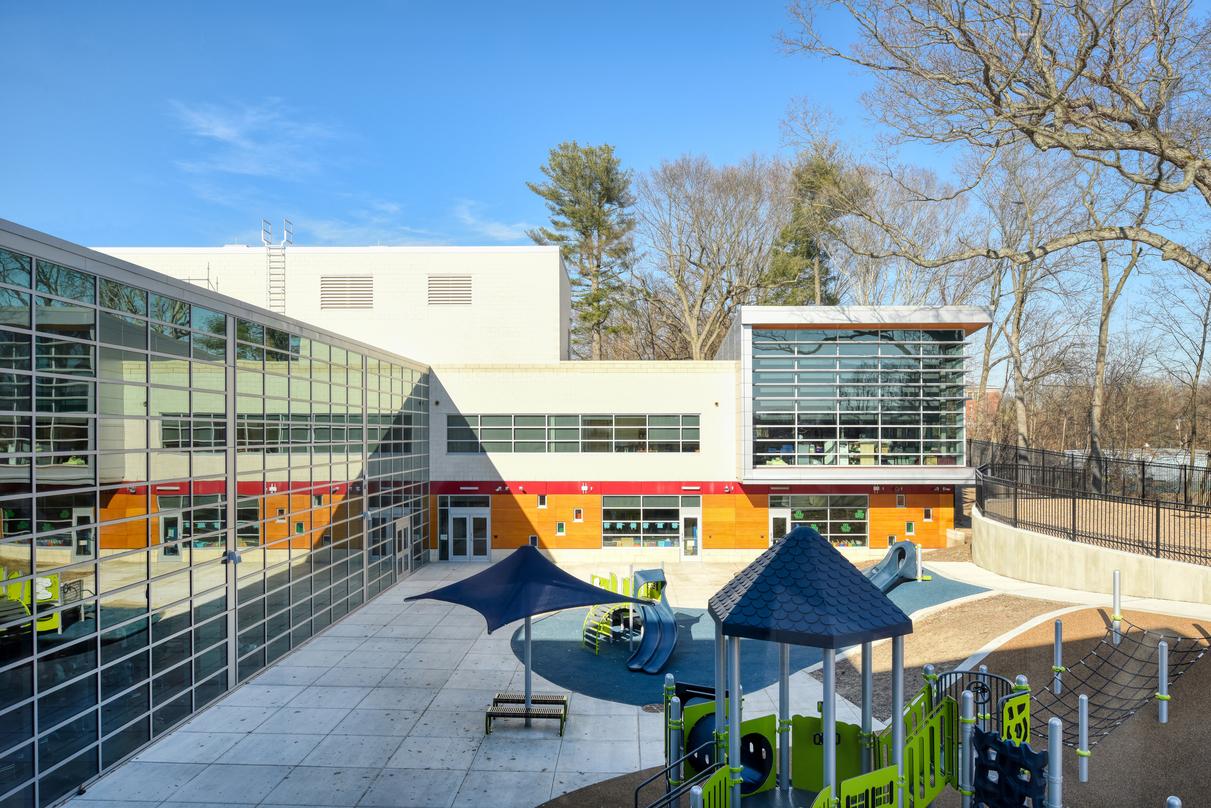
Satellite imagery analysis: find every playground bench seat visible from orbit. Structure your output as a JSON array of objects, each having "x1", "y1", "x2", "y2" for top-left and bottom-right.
[
  {"x1": 485, "y1": 703, "x2": 567, "y2": 736},
  {"x1": 492, "y1": 692, "x2": 569, "y2": 708}
]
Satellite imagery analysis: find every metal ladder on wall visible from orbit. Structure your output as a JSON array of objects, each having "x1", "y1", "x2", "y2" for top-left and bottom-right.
[{"x1": 262, "y1": 218, "x2": 292, "y2": 313}]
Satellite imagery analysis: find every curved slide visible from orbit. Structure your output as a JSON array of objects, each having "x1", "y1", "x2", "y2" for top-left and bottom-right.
[
  {"x1": 626, "y1": 569, "x2": 678, "y2": 674},
  {"x1": 864, "y1": 539, "x2": 921, "y2": 594}
]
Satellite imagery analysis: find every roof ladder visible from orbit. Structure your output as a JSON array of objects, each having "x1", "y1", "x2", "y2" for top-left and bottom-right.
[{"x1": 262, "y1": 218, "x2": 293, "y2": 314}]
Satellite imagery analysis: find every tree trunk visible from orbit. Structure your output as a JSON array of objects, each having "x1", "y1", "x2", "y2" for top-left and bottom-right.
[{"x1": 813, "y1": 254, "x2": 822, "y2": 305}]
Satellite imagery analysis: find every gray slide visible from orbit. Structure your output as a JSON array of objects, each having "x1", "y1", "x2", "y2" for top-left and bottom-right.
[{"x1": 863, "y1": 540, "x2": 921, "y2": 594}]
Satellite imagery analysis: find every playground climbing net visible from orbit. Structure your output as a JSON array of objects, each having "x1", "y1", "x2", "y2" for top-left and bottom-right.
[{"x1": 1032, "y1": 617, "x2": 1207, "y2": 748}]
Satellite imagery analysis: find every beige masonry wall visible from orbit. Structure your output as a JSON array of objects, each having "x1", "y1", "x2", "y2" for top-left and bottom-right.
[{"x1": 972, "y1": 507, "x2": 1211, "y2": 604}]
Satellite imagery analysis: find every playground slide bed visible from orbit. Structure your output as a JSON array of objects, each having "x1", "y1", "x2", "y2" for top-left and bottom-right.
[
  {"x1": 929, "y1": 607, "x2": 1211, "y2": 808},
  {"x1": 824, "y1": 594, "x2": 1070, "y2": 722}
]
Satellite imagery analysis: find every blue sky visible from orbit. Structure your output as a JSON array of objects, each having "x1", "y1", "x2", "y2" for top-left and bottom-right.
[{"x1": 1, "y1": 1, "x2": 891, "y2": 247}]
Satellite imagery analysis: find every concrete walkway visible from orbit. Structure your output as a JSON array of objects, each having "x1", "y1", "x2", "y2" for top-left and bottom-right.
[
  {"x1": 926, "y1": 561, "x2": 1211, "y2": 620},
  {"x1": 67, "y1": 560, "x2": 860, "y2": 808}
]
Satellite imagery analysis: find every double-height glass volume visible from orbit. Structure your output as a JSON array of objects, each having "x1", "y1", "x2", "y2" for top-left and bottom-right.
[
  {"x1": 752, "y1": 328, "x2": 967, "y2": 467},
  {"x1": 0, "y1": 242, "x2": 429, "y2": 808}
]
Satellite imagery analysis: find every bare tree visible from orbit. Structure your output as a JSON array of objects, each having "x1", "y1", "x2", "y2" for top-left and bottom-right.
[
  {"x1": 1078, "y1": 168, "x2": 1155, "y2": 482},
  {"x1": 783, "y1": 0, "x2": 1211, "y2": 282},
  {"x1": 635, "y1": 155, "x2": 793, "y2": 360},
  {"x1": 1145, "y1": 271, "x2": 1211, "y2": 467}
]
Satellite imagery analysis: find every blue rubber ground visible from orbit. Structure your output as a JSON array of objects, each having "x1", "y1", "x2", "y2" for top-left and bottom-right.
[{"x1": 509, "y1": 568, "x2": 986, "y2": 705}]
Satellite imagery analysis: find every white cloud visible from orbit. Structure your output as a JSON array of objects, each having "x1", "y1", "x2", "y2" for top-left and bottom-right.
[
  {"x1": 295, "y1": 201, "x2": 440, "y2": 246},
  {"x1": 170, "y1": 99, "x2": 336, "y2": 179},
  {"x1": 453, "y1": 200, "x2": 535, "y2": 242}
]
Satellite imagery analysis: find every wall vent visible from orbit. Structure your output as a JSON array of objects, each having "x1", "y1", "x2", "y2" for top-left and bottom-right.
[
  {"x1": 319, "y1": 275, "x2": 374, "y2": 310},
  {"x1": 427, "y1": 274, "x2": 473, "y2": 305}
]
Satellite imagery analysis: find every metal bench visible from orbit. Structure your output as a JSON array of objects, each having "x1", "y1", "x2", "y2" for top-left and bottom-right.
[
  {"x1": 491, "y1": 692, "x2": 569, "y2": 707},
  {"x1": 485, "y1": 703, "x2": 567, "y2": 736}
]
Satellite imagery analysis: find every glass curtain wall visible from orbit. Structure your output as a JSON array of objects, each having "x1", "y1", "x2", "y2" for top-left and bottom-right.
[
  {"x1": 752, "y1": 328, "x2": 966, "y2": 467},
  {"x1": 0, "y1": 245, "x2": 429, "y2": 808}
]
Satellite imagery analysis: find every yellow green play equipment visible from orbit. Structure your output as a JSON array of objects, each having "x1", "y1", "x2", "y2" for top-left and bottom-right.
[
  {"x1": 638, "y1": 528, "x2": 1057, "y2": 808},
  {"x1": 580, "y1": 569, "x2": 678, "y2": 674},
  {"x1": 1, "y1": 569, "x2": 64, "y2": 632}
]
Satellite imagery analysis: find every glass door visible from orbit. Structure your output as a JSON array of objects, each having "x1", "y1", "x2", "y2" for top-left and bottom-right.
[
  {"x1": 448, "y1": 509, "x2": 490, "y2": 561},
  {"x1": 769, "y1": 507, "x2": 791, "y2": 546},
  {"x1": 680, "y1": 514, "x2": 700, "y2": 560}
]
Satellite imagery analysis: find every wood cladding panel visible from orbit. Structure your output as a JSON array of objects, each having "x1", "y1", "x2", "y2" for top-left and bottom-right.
[{"x1": 869, "y1": 492, "x2": 952, "y2": 549}]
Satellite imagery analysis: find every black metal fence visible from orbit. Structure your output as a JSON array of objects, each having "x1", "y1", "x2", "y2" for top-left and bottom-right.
[
  {"x1": 968, "y1": 439, "x2": 1211, "y2": 505},
  {"x1": 975, "y1": 471, "x2": 1211, "y2": 567}
]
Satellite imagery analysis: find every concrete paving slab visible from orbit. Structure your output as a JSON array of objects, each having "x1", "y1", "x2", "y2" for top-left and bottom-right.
[{"x1": 261, "y1": 765, "x2": 378, "y2": 806}]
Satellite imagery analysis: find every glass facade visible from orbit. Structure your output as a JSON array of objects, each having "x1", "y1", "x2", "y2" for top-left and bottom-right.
[
  {"x1": 447, "y1": 413, "x2": 699, "y2": 454},
  {"x1": 751, "y1": 328, "x2": 966, "y2": 467},
  {"x1": 0, "y1": 245, "x2": 429, "y2": 808},
  {"x1": 602, "y1": 495, "x2": 700, "y2": 548}
]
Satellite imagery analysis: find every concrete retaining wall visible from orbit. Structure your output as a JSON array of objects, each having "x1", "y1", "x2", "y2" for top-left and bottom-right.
[{"x1": 972, "y1": 507, "x2": 1211, "y2": 603}]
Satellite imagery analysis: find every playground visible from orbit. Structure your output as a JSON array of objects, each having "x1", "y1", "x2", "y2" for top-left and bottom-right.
[
  {"x1": 543, "y1": 532, "x2": 1211, "y2": 808},
  {"x1": 56, "y1": 532, "x2": 1211, "y2": 808}
]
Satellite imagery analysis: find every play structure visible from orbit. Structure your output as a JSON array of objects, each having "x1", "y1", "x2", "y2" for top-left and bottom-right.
[
  {"x1": 582, "y1": 568, "x2": 678, "y2": 674},
  {"x1": 637, "y1": 529, "x2": 1198, "y2": 808},
  {"x1": 863, "y1": 540, "x2": 925, "y2": 594},
  {"x1": 581, "y1": 540, "x2": 920, "y2": 677}
]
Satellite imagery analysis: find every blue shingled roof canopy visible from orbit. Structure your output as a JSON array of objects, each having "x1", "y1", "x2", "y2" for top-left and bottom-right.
[{"x1": 708, "y1": 526, "x2": 913, "y2": 649}]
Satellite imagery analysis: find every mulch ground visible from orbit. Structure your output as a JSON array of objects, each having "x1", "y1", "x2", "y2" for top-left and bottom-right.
[
  {"x1": 822, "y1": 594, "x2": 1069, "y2": 721},
  {"x1": 538, "y1": 767, "x2": 662, "y2": 808},
  {"x1": 930, "y1": 607, "x2": 1211, "y2": 807}
]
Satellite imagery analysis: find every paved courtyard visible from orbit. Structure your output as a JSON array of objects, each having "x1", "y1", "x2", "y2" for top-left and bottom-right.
[
  {"x1": 60, "y1": 563, "x2": 696, "y2": 808},
  {"x1": 56, "y1": 556, "x2": 919, "y2": 808}
]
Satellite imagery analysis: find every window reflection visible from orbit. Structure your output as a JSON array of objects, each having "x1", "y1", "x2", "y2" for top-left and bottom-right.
[{"x1": 0, "y1": 242, "x2": 430, "y2": 805}]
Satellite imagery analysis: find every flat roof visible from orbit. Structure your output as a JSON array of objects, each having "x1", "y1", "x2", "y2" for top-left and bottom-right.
[{"x1": 738, "y1": 305, "x2": 992, "y2": 334}]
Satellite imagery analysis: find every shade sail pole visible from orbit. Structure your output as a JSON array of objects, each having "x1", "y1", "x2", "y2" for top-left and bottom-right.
[
  {"x1": 524, "y1": 615, "x2": 533, "y2": 727},
  {"x1": 823, "y1": 647, "x2": 837, "y2": 797},
  {"x1": 728, "y1": 636, "x2": 742, "y2": 808}
]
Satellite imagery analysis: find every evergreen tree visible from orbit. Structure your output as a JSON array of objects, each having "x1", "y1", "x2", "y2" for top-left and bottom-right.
[
  {"x1": 527, "y1": 142, "x2": 636, "y2": 359},
  {"x1": 765, "y1": 148, "x2": 846, "y2": 305}
]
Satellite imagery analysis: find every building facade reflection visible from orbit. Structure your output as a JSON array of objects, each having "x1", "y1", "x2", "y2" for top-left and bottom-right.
[{"x1": 0, "y1": 235, "x2": 429, "y2": 808}]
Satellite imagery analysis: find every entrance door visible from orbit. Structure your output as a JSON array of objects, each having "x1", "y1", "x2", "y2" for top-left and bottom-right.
[
  {"x1": 448, "y1": 510, "x2": 490, "y2": 561},
  {"x1": 769, "y1": 507, "x2": 791, "y2": 546},
  {"x1": 680, "y1": 513, "x2": 700, "y2": 560}
]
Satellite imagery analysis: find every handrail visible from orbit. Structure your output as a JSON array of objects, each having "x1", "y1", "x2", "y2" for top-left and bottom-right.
[
  {"x1": 641, "y1": 764, "x2": 722, "y2": 808},
  {"x1": 634, "y1": 739, "x2": 717, "y2": 808}
]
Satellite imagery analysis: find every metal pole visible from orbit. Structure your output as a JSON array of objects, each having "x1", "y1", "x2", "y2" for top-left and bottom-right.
[
  {"x1": 1053, "y1": 619, "x2": 1064, "y2": 695},
  {"x1": 714, "y1": 619, "x2": 726, "y2": 758},
  {"x1": 689, "y1": 785, "x2": 704, "y2": 808},
  {"x1": 1167, "y1": 798, "x2": 1183, "y2": 808},
  {"x1": 959, "y1": 690, "x2": 975, "y2": 808},
  {"x1": 977, "y1": 664, "x2": 989, "y2": 731},
  {"x1": 1158, "y1": 640, "x2": 1170, "y2": 724},
  {"x1": 892, "y1": 636, "x2": 905, "y2": 808},
  {"x1": 669, "y1": 696, "x2": 683, "y2": 797},
  {"x1": 524, "y1": 615, "x2": 532, "y2": 727},
  {"x1": 1112, "y1": 569, "x2": 1122, "y2": 646},
  {"x1": 1078, "y1": 694, "x2": 1090, "y2": 783},
  {"x1": 728, "y1": 636, "x2": 742, "y2": 808},
  {"x1": 629, "y1": 565, "x2": 635, "y2": 652},
  {"x1": 779, "y1": 643, "x2": 791, "y2": 791},
  {"x1": 1045, "y1": 717, "x2": 1063, "y2": 808},
  {"x1": 862, "y1": 643, "x2": 874, "y2": 773},
  {"x1": 823, "y1": 647, "x2": 837, "y2": 798}
]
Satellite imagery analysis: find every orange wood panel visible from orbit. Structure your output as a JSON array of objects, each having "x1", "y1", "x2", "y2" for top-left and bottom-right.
[
  {"x1": 492, "y1": 493, "x2": 602, "y2": 550},
  {"x1": 869, "y1": 492, "x2": 952, "y2": 549},
  {"x1": 702, "y1": 493, "x2": 769, "y2": 550}
]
